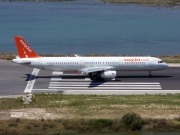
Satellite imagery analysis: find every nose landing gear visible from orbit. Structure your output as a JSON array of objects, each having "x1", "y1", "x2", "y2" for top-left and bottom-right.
[{"x1": 149, "y1": 71, "x2": 152, "y2": 77}]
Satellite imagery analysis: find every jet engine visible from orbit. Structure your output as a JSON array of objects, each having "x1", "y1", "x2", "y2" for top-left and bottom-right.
[{"x1": 101, "y1": 71, "x2": 116, "y2": 79}]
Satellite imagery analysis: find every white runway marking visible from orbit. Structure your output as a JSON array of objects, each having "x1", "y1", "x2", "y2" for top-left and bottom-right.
[
  {"x1": 85, "y1": 77, "x2": 91, "y2": 81},
  {"x1": 47, "y1": 73, "x2": 162, "y2": 90},
  {"x1": 30, "y1": 72, "x2": 175, "y2": 94},
  {"x1": 51, "y1": 72, "x2": 63, "y2": 81},
  {"x1": 51, "y1": 78, "x2": 63, "y2": 81},
  {"x1": 50, "y1": 78, "x2": 97, "y2": 82},
  {"x1": 52, "y1": 72, "x2": 63, "y2": 75},
  {"x1": 49, "y1": 84, "x2": 160, "y2": 87},
  {"x1": 50, "y1": 82, "x2": 160, "y2": 85},
  {"x1": 24, "y1": 68, "x2": 40, "y2": 93},
  {"x1": 48, "y1": 87, "x2": 162, "y2": 90}
]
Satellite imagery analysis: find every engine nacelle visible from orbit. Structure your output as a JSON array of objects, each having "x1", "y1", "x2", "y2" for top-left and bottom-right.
[{"x1": 101, "y1": 71, "x2": 117, "y2": 79}]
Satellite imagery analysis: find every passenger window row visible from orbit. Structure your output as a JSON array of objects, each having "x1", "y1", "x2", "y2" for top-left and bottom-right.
[{"x1": 47, "y1": 62, "x2": 78, "y2": 65}]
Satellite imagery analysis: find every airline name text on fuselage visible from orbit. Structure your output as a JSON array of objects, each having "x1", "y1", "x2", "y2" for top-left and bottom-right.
[
  {"x1": 124, "y1": 58, "x2": 140, "y2": 62},
  {"x1": 124, "y1": 58, "x2": 149, "y2": 62}
]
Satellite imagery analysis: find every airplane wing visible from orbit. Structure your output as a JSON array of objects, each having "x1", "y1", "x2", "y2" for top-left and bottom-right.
[{"x1": 79, "y1": 66, "x2": 114, "y2": 74}]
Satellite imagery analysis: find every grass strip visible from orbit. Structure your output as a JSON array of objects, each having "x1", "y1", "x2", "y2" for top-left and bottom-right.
[
  {"x1": 0, "y1": 94, "x2": 179, "y2": 133},
  {"x1": 100, "y1": 0, "x2": 180, "y2": 7}
]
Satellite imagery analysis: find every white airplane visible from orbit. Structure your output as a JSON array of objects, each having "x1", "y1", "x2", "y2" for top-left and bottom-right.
[{"x1": 12, "y1": 36, "x2": 168, "y2": 81}]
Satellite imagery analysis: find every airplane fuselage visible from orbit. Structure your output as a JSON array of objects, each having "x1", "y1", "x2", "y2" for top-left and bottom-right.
[{"x1": 13, "y1": 56, "x2": 168, "y2": 72}]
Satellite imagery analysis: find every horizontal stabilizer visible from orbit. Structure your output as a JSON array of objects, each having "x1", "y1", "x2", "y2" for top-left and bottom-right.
[{"x1": 12, "y1": 59, "x2": 31, "y2": 65}]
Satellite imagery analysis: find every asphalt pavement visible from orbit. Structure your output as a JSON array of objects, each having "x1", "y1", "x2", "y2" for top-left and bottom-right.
[{"x1": 0, "y1": 60, "x2": 180, "y2": 96}]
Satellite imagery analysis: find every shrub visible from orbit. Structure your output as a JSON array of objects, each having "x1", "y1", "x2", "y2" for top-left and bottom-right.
[
  {"x1": 153, "y1": 119, "x2": 167, "y2": 130},
  {"x1": 16, "y1": 118, "x2": 20, "y2": 123},
  {"x1": 9, "y1": 123, "x2": 17, "y2": 127},
  {"x1": 121, "y1": 112, "x2": 143, "y2": 130},
  {"x1": 93, "y1": 119, "x2": 112, "y2": 127},
  {"x1": 175, "y1": 117, "x2": 180, "y2": 121}
]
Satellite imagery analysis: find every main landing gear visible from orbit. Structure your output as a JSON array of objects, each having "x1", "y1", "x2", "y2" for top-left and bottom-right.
[
  {"x1": 149, "y1": 71, "x2": 152, "y2": 77},
  {"x1": 89, "y1": 73, "x2": 104, "y2": 81}
]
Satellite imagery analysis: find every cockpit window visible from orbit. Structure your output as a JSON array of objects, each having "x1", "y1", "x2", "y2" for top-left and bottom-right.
[{"x1": 158, "y1": 61, "x2": 164, "y2": 63}]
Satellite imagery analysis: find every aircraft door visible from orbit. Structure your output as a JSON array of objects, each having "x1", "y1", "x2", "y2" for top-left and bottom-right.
[
  {"x1": 80, "y1": 60, "x2": 84, "y2": 68},
  {"x1": 119, "y1": 60, "x2": 123, "y2": 67},
  {"x1": 38, "y1": 59, "x2": 43, "y2": 69},
  {"x1": 150, "y1": 60, "x2": 154, "y2": 67}
]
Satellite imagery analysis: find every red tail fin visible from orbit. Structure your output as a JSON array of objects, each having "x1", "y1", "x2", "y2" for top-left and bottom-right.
[{"x1": 14, "y1": 36, "x2": 40, "y2": 58}]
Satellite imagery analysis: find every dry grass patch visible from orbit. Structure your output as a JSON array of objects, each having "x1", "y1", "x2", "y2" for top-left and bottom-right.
[
  {"x1": 0, "y1": 94, "x2": 180, "y2": 133},
  {"x1": 0, "y1": 94, "x2": 179, "y2": 120}
]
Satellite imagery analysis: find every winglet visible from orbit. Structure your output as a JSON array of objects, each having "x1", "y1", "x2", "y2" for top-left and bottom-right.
[
  {"x1": 72, "y1": 53, "x2": 81, "y2": 57},
  {"x1": 14, "y1": 36, "x2": 40, "y2": 58}
]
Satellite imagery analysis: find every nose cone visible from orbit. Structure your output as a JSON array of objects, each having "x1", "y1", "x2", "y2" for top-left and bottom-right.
[{"x1": 163, "y1": 63, "x2": 169, "y2": 69}]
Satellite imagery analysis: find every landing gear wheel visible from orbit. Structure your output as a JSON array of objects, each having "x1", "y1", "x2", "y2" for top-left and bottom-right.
[
  {"x1": 149, "y1": 71, "x2": 152, "y2": 78},
  {"x1": 90, "y1": 76, "x2": 104, "y2": 82},
  {"x1": 89, "y1": 72, "x2": 104, "y2": 81},
  {"x1": 90, "y1": 76, "x2": 97, "y2": 81},
  {"x1": 90, "y1": 77, "x2": 94, "y2": 81},
  {"x1": 96, "y1": 77, "x2": 104, "y2": 82},
  {"x1": 89, "y1": 73, "x2": 94, "y2": 81}
]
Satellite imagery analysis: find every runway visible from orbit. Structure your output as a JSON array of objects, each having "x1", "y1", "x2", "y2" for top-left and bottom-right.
[{"x1": 0, "y1": 60, "x2": 180, "y2": 95}]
